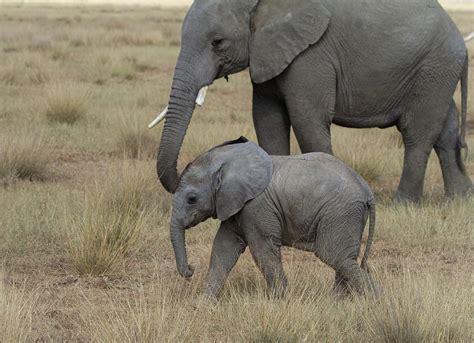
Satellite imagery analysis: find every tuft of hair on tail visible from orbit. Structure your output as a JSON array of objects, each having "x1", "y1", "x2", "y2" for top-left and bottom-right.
[
  {"x1": 460, "y1": 54, "x2": 469, "y2": 161},
  {"x1": 361, "y1": 200, "x2": 375, "y2": 273}
]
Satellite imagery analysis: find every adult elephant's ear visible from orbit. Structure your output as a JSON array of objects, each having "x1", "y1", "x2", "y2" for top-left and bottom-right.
[
  {"x1": 249, "y1": 0, "x2": 330, "y2": 84},
  {"x1": 212, "y1": 141, "x2": 273, "y2": 221}
]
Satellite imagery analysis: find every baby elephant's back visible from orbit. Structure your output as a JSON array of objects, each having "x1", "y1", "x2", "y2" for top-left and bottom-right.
[{"x1": 270, "y1": 153, "x2": 374, "y2": 206}]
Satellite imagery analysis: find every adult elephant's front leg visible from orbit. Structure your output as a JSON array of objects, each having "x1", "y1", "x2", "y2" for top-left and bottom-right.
[
  {"x1": 288, "y1": 96, "x2": 334, "y2": 155},
  {"x1": 282, "y1": 63, "x2": 336, "y2": 155},
  {"x1": 252, "y1": 84, "x2": 291, "y2": 155},
  {"x1": 203, "y1": 220, "x2": 247, "y2": 301}
]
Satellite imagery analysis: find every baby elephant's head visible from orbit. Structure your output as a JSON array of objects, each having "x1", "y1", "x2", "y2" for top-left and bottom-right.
[{"x1": 169, "y1": 137, "x2": 273, "y2": 278}]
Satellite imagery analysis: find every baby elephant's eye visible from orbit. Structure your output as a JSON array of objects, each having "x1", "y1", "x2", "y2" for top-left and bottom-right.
[
  {"x1": 211, "y1": 38, "x2": 223, "y2": 47},
  {"x1": 187, "y1": 195, "x2": 198, "y2": 205}
]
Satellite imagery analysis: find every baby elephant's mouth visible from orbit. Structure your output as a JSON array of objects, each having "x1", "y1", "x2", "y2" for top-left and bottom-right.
[{"x1": 184, "y1": 212, "x2": 209, "y2": 229}]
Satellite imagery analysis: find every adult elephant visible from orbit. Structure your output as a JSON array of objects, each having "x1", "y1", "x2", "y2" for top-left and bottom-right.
[{"x1": 152, "y1": 0, "x2": 472, "y2": 202}]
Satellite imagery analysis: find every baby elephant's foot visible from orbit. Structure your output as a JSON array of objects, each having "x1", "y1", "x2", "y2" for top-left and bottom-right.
[
  {"x1": 333, "y1": 284, "x2": 351, "y2": 300},
  {"x1": 334, "y1": 272, "x2": 351, "y2": 299}
]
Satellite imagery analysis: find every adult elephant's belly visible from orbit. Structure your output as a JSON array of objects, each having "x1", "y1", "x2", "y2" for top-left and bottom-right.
[
  {"x1": 331, "y1": 67, "x2": 412, "y2": 129},
  {"x1": 332, "y1": 108, "x2": 402, "y2": 129},
  {"x1": 332, "y1": 60, "x2": 416, "y2": 130}
]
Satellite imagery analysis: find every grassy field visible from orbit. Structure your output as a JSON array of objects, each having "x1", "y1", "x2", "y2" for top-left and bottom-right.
[{"x1": 0, "y1": 4, "x2": 473, "y2": 341}]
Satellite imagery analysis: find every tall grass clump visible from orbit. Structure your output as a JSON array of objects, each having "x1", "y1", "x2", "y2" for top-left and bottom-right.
[
  {"x1": 364, "y1": 272, "x2": 470, "y2": 342},
  {"x1": 0, "y1": 276, "x2": 34, "y2": 342},
  {"x1": 68, "y1": 162, "x2": 156, "y2": 275},
  {"x1": 115, "y1": 114, "x2": 158, "y2": 160},
  {"x1": 0, "y1": 131, "x2": 49, "y2": 182},
  {"x1": 43, "y1": 83, "x2": 89, "y2": 125}
]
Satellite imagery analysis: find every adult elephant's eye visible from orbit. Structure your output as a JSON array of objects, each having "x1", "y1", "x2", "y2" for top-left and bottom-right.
[
  {"x1": 187, "y1": 195, "x2": 198, "y2": 205},
  {"x1": 211, "y1": 38, "x2": 223, "y2": 47}
]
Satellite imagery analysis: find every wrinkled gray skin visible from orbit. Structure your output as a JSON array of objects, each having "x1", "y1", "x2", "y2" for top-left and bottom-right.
[
  {"x1": 156, "y1": 0, "x2": 472, "y2": 202},
  {"x1": 170, "y1": 137, "x2": 377, "y2": 300}
]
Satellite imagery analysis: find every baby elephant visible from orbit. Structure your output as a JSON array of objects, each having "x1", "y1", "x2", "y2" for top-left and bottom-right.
[{"x1": 169, "y1": 137, "x2": 377, "y2": 300}]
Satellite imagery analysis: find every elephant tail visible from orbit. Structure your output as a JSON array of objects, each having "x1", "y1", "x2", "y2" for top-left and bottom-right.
[
  {"x1": 460, "y1": 54, "x2": 468, "y2": 160},
  {"x1": 361, "y1": 200, "x2": 375, "y2": 273}
]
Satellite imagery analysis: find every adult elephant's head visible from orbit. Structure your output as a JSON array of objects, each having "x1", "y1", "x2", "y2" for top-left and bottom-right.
[{"x1": 153, "y1": 0, "x2": 330, "y2": 193}]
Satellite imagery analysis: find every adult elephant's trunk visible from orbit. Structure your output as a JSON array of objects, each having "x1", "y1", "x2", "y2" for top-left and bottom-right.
[
  {"x1": 170, "y1": 216, "x2": 194, "y2": 278},
  {"x1": 156, "y1": 58, "x2": 200, "y2": 193}
]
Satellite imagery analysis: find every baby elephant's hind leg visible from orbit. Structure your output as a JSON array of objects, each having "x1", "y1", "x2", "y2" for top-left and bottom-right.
[
  {"x1": 316, "y1": 205, "x2": 372, "y2": 296},
  {"x1": 334, "y1": 271, "x2": 350, "y2": 296},
  {"x1": 337, "y1": 259, "x2": 372, "y2": 295}
]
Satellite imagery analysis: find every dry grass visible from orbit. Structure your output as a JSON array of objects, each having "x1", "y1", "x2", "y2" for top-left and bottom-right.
[
  {"x1": 43, "y1": 83, "x2": 90, "y2": 124},
  {"x1": 113, "y1": 108, "x2": 159, "y2": 159},
  {"x1": 333, "y1": 127, "x2": 403, "y2": 182},
  {"x1": 76, "y1": 270, "x2": 470, "y2": 342},
  {"x1": 68, "y1": 162, "x2": 154, "y2": 275},
  {"x1": 364, "y1": 272, "x2": 470, "y2": 342},
  {"x1": 377, "y1": 197, "x2": 473, "y2": 249},
  {"x1": 0, "y1": 275, "x2": 34, "y2": 342},
  {"x1": 0, "y1": 4, "x2": 472, "y2": 341},
  {"x1": 0, "y1": 131, "x2": 49, "y2": 182}
]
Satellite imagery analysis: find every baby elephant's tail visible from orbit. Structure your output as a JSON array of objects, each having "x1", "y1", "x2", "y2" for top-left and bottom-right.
[{"x1": 361, "y1": 200, "x2": 375, "y2": 273}]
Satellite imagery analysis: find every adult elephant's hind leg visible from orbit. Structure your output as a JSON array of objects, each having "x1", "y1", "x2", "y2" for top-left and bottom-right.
[
  {"x1": 396, "y1": 93, "x2": 453, "y2": 202},
  {"x1": 434, "y1": 101, "x2": 472, "y2": 198},
  {"x1": 395, "y1": 142, "x2": 433, "y2": 203}
]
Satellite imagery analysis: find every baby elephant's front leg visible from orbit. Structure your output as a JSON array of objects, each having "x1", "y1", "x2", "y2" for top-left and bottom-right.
[
  {"x1": 248, "y1": 238, "x2": 288, "y2": 298},
  {"x1": 203, "y1": 220, "x2": 247, "y2": 301}
]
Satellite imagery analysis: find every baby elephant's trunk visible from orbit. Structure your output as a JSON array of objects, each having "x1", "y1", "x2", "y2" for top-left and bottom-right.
[
  {"x1": 360, "y1": 201, "x2": 376, "y2": 272},
  {"x1": 170, "y1": 218, "x2": 194, "y2": 278}
]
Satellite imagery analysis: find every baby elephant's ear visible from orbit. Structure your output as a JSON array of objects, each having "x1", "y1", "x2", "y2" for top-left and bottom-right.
[{"x1": 213, "y1": 142, "x2": 273, "y2": 221}]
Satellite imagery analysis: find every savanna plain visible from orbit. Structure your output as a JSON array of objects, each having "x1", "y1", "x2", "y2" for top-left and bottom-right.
[{"x1": 0, "y1": 4, "x2": 473, "y2": 342}]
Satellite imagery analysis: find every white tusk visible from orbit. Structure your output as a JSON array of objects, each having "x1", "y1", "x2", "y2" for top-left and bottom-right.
[
  {"x1": 196, "y1": 86, "x2": 208, "y2": 106},
  {"x1": 148, "y1": 86, "x2": 209, "y2": 129},
  {"x1": 148, "y1": 106, "x2": 168, "y2": 129},
  {"x1": 465, "y1": 32, "x2": 474, "y2": 43}
]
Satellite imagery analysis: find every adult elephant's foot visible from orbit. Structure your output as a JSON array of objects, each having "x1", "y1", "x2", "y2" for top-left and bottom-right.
[
  {"x1": 445, "y1": 179, "x2": 473, "y2": 199},
  {"x1": 191, "y1": 293, "x2": 218, "y2": 310},
  {"x1": 393, "y1": 190, "x2": 422, "y2": 204}
]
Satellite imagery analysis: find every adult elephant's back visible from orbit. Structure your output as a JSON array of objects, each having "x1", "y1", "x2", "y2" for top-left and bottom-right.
[{"x1": 318, "y1": 0, "x2": 467, "y2": 121}]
